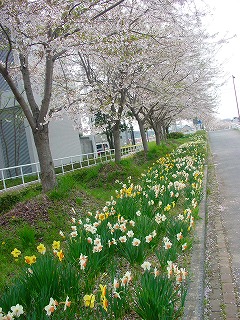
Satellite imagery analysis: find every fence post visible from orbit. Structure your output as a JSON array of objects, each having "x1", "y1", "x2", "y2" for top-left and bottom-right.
[
  {"x1": 1, "y1": 169, "x2": 6, "y2": 190},
  {"x1": 20, "y1": 166, "x2": 25, "y2": 185},
  {"x1": 80, "y1": 156, "x2": 82, "y2": 168},
  {"x1": 36, "y1": 163, "x2": 41, "y2": 181},
  {"x1": 87, "y1": 154, "x2": 90, "y2": 167},
  {"x1": 61, "y1": 159, "x2": 65, "y2": 174}
]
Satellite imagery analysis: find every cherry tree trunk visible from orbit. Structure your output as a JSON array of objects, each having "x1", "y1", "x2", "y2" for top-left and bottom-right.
[
  {"x1": 137, "y1": 118, "x2": 148, "y2": 154},
  {"x1": 154, "y1": 128, "x2": 161, "y2": 145},
  {"x1": 33, "y1": 125, "x2": 57, "y2": 193},
  {"x1": 113, "y1": 121, "x2": 121, "y2": 162},
  {"x1": 162, "y1": 126, "x2": 167, "y2": 141}
]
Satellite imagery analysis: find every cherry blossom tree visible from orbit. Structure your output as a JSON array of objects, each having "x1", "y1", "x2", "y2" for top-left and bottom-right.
[
  {"x1": 134, "y1": 8, "x2": 221, "y2": 144},
  {"x1": 69, "y1": 0, "x2": 195, "y2": 159},
  {"x1": 0, "y1": 0, "x2": 221, "y2": 191},
  {"x1": 0, "y1": 0, "x2": 125, "y2": 192}
]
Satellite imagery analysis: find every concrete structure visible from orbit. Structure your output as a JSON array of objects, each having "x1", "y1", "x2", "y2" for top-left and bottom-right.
[
  {"x1": 0, "y1": 83, "x2": 92, "y2": 172},
  {"x1": 0, "y1": 49, "x2": 137, "y2": 172}
]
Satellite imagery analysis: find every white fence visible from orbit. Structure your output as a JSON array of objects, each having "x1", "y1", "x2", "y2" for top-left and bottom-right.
[{"x1": 0, "y1": 144, "x2": 143, "y2": 192}]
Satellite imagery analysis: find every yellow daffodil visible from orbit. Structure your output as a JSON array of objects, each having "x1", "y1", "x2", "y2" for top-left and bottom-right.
[
  {"x1": 98, "y1": 213, "x2": 105, "y2": 221},
  {"x1": 37, "y1": 243, "x2": 46, "y2": 255},
  {"x1": 164, "y1": 204, "x2": 171, "y2": 212},
  {"x1": 57, "y1": 250, "x2": 64, "y2": 262},
  {"x1": 83, "y1": 294, "x2": 95, "y2": 308},
  {"x1": 101, "y1": 296, "x2": 108, "y2": 311},
  {"x1": 52, "y1": 240, "x2": 60, "y2": 250},
  {"x1": 99, "y1": 284, "x2": 107, "y2": 299},
  {"x1": 25, "y1": 255, "x2": 37, "y2": 265},
  {"x1": 11, "y1": 248, "x2": 21, "y2": 258}
]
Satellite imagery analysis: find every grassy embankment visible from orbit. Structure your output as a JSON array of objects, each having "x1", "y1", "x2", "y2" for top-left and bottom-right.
[{"x1": 0, "y1": 132, "x2": 206, "y2": 319}]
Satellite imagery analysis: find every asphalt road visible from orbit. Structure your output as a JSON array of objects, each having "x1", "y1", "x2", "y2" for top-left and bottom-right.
[{"x1": 208, "y1": 129, "x2": 240, "y2": 300}]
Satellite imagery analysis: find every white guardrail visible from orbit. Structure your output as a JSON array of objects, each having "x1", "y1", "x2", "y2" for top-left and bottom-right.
[{"x1": 0, "y1": 144, "x2": 143, "y2": 192}]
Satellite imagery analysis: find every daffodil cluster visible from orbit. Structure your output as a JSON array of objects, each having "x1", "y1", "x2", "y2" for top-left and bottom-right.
[{"x1": 2, "y1": 135, "x2": 206, "y2": 319}]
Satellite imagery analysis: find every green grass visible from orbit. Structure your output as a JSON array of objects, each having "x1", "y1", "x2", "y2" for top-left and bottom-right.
[{"x1": 0, "y1": 134, "x2": 201, "y2": 293}]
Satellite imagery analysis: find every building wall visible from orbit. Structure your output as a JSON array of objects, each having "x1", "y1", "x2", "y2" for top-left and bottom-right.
[
  {"x1": 0, "y1": 50, "x2": 86, "y2": 170},
  {"x1": 49, "y1": 116, "x2": 82, "y2": 162},
  {"x1": 0, "y1": 106, "x2": 32, "y2": 174},
  {"x1": 79, "y1": 136, "x2": 94, "y2": 155}
]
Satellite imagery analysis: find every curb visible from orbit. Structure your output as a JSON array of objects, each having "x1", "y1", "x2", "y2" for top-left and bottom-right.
[{"x1": 183, "y1": 165, "x2": 208, "y2": 319}]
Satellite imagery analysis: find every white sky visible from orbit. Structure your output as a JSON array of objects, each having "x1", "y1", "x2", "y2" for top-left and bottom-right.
[{"x1": 200, "y1": 0, "x2": 240, "y2": 119}]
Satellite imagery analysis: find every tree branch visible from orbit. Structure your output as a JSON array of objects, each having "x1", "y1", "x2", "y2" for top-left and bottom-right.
[
  {"x1": 0, "y1": 23, "x2": 12, "y2": 70},
  {"x1": 39, "y1": 50, "x2": 54, "y2": 125},
  {"x1": 0, "y1": 63, "x2": 36, "y2": 129},
  {"x1": 19, "y1": 53, "x2": 40, "y2": 119},
  {"x1": 92, "y1": 0, "x2": 125, "y2": 20}
]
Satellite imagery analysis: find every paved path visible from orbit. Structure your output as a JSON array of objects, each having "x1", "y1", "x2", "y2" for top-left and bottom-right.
[{"x1": 205, "y1": 129, "x2": 240, "y2": 319}]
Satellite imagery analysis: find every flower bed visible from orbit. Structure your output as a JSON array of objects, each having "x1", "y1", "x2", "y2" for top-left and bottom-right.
[{"x1": 0, "y1": 135, "x2": 206, "y2": 320}]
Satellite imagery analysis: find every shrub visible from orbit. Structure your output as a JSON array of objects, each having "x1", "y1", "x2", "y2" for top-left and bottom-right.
[{"x1": 167, "y1": 132, "x2": 185, "y2": 139}]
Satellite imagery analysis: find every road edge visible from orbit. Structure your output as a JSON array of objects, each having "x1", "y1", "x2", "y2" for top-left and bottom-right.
[{"x1": 183, "y1": 164, "x2": 207, "y2": 320}]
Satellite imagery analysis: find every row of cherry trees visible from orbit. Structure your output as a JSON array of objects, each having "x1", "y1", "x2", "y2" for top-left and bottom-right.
[{"x1": 0, "y1": 0, "x2": 220, "y2": 192}]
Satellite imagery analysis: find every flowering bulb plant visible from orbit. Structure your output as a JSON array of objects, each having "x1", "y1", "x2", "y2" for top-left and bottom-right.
[{"x1": 1, "y1": 135, "x2": 206, "y2": 319}]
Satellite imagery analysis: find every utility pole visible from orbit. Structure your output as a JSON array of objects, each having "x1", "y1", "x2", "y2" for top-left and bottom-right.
[{"x1": 232, "y1": 75, "x2": 240, "y2": 121}]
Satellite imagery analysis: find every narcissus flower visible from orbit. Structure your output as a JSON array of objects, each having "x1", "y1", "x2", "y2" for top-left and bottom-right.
[
  {"x1": 182, "y1": 243, "x2": 188, "y2": 251},
  {"x1": 153, "y1": 267, "x2": 160, "y2": 278},
  {"x1": 87, "y1": 237, "x2": 92, "y2": 244},
  {"x1": 132, "y1": 238, "x2": 141, "y2": 246},
  {"x1": 141, "y1": 261, "x2": 151, "y2": 271},
  {"x1": 164, "y1": 204, "x2": 171, "y2": 211},
  {"x1": 27, "y1": 268, "x2": 33, "y2": 275},
  {"x1": 98, "y1": 213, "x2": 106, "y2": 220},
  {"x1": 163, "y1": 237, "x2": 172, "y2": 250},
  {"x1": 127, "y1": 230, "x2": 134, "y2": 238},
  {"x1": 121, "y1": 271, "x2": 132, "y2": 286},
  {"x1": 102, "y1": 296, "x2": 108, "y2": 311},
  {"x1": 63, "y1": 296, "x2": 71, "y2": 311},
  {"x1": 11, "y1": 248, "x2": 21, "y2": 258},
  {"x1": 79, "y1": 253, "x2": 88, "y2": 270},
  {"x1": 70, "y1": 231, "x2": 78, "y2": 238},
  {"x1": 99, "y1": 284, "x2": 107, "y2": 299},
  {"x1": 145, "y1": 234, "x2": 153, "y2": 243},
  {"x1": 113, "y1": 278, "x2": 120, "y2": 289},
  {"x1": 10, "y1": 304, "x2": 24, "y2": 317},
  {"x1": 178, "y1": 214, "x2": 184, "y2": 221},
  {"x1": 92, "y1": 243, "x2": 103, "y2": 253},
  {"x1": 25, "y1": 255, "x2": 37, "y2": 265},
  {"x1": 83, "y1": 294, "x2": 95, "y2": 308},
  {"x1": 129, "y1": 220, "x2": 135, "y2": 227},
  {"x1": 176, "y1": 232, "x2": 183, "y2": 241},
  {"x1": 52, "y1": 240, "x2": 60, "y2": 250},
  {"x1": 37, "y1": 243, "x2": 46, "y2": 255},
  {"x1": 59, "y1": 230, "x2": 65, "y2": 238},
  {"x1": 57, "y1": 250, "x2": 64, "y2": 262},
  {"x1": 44, "y1": 297, "x2": 58, "y2": 316},
  {"x1": 136, "y1": 210, "x2": 141, "y2": 216},
  {"x1": 155, "y1": 213, "x2": 166, "y2": 224},
  {"x1": 113, "y1": 291, "x2": 121, "y2": 299},
  {"x1": 119, "y1": 236, "x2": 127, "y2": 243}
]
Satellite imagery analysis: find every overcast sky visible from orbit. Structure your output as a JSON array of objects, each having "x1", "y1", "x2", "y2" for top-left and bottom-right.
[{"x1": 200, "y1": 0, "x2": 240, "y2": 119}]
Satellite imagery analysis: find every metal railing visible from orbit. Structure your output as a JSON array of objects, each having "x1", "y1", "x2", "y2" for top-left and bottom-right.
[{"x1": 0, "y1": 144, "x2": 143, "y2": 192}]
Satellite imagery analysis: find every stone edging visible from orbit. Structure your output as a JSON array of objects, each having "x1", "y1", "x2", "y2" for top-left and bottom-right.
[{"x1": 183, "y1": 165, "x2": 208, "y2": 320}]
